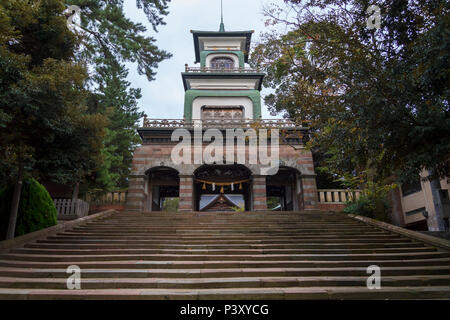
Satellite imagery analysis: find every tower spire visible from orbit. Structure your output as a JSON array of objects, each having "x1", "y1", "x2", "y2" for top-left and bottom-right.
[{"x1": 219, "y1": 0, "x2": 225, "y2": 32}]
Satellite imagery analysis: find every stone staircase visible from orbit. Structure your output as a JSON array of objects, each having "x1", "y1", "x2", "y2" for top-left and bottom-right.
[{"x1": 0, "y1": 211, "x2": 450, "y2": 299}]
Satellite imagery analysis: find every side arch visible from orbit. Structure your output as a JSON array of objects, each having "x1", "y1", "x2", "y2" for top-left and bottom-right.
[{"x1": 144, "y1": 166, "x2": 180, "y2": 212}]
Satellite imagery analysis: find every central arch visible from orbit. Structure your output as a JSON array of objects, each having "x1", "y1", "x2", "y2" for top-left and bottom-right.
[{"x1": 193, "y1": 164, "x2": 252, "y2": 212}]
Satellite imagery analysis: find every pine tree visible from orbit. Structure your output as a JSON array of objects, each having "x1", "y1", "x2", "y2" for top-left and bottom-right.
[{"x1": 0, "y1": 0, "x2": 107, "y2": 238}]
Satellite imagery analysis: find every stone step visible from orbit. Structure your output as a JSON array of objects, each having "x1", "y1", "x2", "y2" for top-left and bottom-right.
[
  {"x1": 81, "y1": 221, "x2": 366, "y2": 225},
  {"x1": 1, "y1": 266, "x2": 450, "y2": 279},
  {"x1": 35, "y1": 239, "x2": 425, "y2": 249},
  {"x1": 1, "y1": 286, "x2": 450, "y2": 300},
  {"x1": 1, "y1": 275, "x2": 450, "y2": 290},
  {"x1": 1, "y1": 258, "x2": 450, "y2": 269},
  {"x1": 1, "y1": 252, "x2": 449, "y2": 263},
  {"x1": 72, "y1": 227, "x2": 379, "y2": 233},
  {"x1": 1, "y1": 210, "x2": 449, "y2": 300},
  {"x1": 70, "y1": 227, "x2": 389, "y2": 234},
  {"x1": 86, "y1": 222, "x2": 365, "y2": 226},
  {"x1": 9, "y1": 247, "x2": 442, "y2": 256},
  {"x1": 48, "y1": 235, "x2": 412, "y2": 244},
  {"x1": 21, "y1": 244, "x2": 437, "y2": 255},
  {"x1": 52, "y1": 233, "x2": 403, "y2": 240}
]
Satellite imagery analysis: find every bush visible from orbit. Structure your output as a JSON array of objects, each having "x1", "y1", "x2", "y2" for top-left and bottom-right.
[
  {"x1": 0, "y1": 178, "x2": 58, "y2": 240},
  {"x1": 343, "y1": 194, "x2": 390, "y2": 222}
]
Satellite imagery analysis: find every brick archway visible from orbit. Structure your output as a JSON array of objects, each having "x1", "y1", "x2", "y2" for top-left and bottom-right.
[{"x1": 193, "y1": 164, "x2": 253, "y2": 212}]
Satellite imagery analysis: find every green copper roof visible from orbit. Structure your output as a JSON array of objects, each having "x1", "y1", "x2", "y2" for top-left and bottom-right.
[{"x1": 191, "y1": 30, "x2": 254, "y2": 63}]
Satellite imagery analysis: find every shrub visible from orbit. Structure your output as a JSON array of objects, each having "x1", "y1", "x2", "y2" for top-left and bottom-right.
[
  {"x1": 0, "y1": 178, "x2": 58, "y2": 239},
  {"x1": 344, "y1": 194, "x2": 390, "y2": 222}
]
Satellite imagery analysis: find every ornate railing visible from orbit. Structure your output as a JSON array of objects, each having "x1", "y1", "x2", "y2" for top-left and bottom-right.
[
  {"x1": 317, "y1": 189, "x2": 363, "y2": 204},
  {"x1": 142, "y1": 118, "x2": 310, "y2": 129},
  {"x1": 185, "y1": 65, "x2": 259, "y2": 73}
]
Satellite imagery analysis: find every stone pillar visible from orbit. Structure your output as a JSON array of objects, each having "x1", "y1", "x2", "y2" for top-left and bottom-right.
[
  {"x1": 293, "y1": 174, "x2": 300, "y2": 211},
  {"x1": 179, "y1": 175, "x2": 194, "y2": 212},
  {"x1": 301, "y1": 174, "x2": 318, "y2": 210},
  {"x1": 126, "y1": 175, "x2": 146, "y2": 212},
  {"x1": 253, "y1": 175, "x2": 267, "y2": 211}
]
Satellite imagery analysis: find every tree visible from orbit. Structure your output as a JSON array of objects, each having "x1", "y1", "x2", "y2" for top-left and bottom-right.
[
  {"x1": 87, "y1": 62, "x2": 143, "y2": 191},
  {"x1": 66, "y1": 0, "x2": 172, "y2": 192},
  {"x1": 67, "y1": 0, "x2": 171, "y2": 81},
  {"x1": 252, "y1": 0, "x2": 449, "y2": 188},
  {"x1": 0, "y1": 0, "x2": 107, "y2": 238}
]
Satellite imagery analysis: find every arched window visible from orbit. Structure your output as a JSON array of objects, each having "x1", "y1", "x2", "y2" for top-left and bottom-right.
[{"x1": 210, "y1": 57, "x2": 234, "y2": 69}]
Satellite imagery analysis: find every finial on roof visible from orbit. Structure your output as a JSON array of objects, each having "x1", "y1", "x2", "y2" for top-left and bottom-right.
[{"x1": 219, "y1": 0, "x2": 225, "y2": 32}]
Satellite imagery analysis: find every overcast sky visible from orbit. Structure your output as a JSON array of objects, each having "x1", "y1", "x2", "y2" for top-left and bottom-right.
[{"x1": 123, "y1": 0, "x2": 285, "y2": 121}]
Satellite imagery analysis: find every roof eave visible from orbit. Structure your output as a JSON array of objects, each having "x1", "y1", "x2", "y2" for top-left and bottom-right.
[
  {"x1": 192, "y1": 30, "x2": 254, "y2": 63},
  {"x1": 181, "y1": 72, "x2": 265, "y2": 91}
]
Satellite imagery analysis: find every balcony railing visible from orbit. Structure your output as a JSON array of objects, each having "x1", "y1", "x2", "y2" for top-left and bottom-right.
[
  {"x1": 142, "y1": 118, "x2": 310, "y2": 129},
  {"x1": 184, "y1": 65, "x2": 259, "y2": 73}
]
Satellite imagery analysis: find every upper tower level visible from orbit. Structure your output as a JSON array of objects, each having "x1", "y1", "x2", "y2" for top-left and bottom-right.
[
  {"x1": 191, "y1": 29, "x2": 254, "y2": 68},
  {"x1": 182, "y1": 20, "x2": 265, "y2": 121}
]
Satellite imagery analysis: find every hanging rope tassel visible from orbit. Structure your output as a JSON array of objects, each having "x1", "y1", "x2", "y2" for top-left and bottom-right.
[
  {"x1": 202, "y1": 183, "x2": 206, "y2": 190},
  {"x1": 220, "y1": 186, "x2": 224, "y2": 194},
  {"x1": 239, "y1": 183, "x2": 242, "y2": 190}
]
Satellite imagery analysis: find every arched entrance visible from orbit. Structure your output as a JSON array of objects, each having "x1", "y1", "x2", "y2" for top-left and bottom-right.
[
  {"x1": 145, "y1": 167, "x2": 180, "y2": 212},
  {"x1": 266, "y1": 166, "x2": 301, "y2": 211},
  {"x1": 193, "y1": 164, "x2": 252, "y2": 212}
]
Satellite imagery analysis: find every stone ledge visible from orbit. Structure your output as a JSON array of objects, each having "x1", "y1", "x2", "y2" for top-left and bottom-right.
[
  {"x1": 0, "y1": 210, "x2": 117, "y2": 253},
  {"x1": 347, "y1": 214, "x2": 450, "y2": 251}
]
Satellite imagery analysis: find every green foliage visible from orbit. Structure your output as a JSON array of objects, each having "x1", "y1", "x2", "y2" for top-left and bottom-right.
[
  {"x1": 267, "y1": 197, "x2": 280, "y2": 210},
  {"x1": 0, "y1": 178, "x2": 57, "y2": 239},
  {"x1": 232, "y1": 206, "x2": 245, "y2": 213},
  {"x1": 0, "y1": 0, "x2": 108, "y2": 186},
  {"x1": 162, "y1": 198, "x2": 179, "y2": 212},
  {"x1": 66, "y1": 1, "x2": 172, "y2": 192},
  {"x1": 343, "y1": 180, "x2": 395, "y2": 222},
  {"x1": 68, "y1": 0, "x2": 172, "y2": 81},
  {"x1": 344, "y1": 194, "x2": 390, "y2": 222},
  {"x1": 252, "y1": 0, "x2": 450, "y2": 187},
  {"x1": 87, "y1": 62, "x2": 144, "y2": 191}
]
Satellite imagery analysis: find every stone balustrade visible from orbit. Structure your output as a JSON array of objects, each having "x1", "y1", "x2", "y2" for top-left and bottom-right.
[
  {"x1": 184, "y1": 65, "x2": 259, "y2": 73},
  {"x1": 317, "y1": 189, "x2": 363, "y2": 204},
  {"x1": 142, "y1": 118, "x2": 310, "y2": 129}
]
